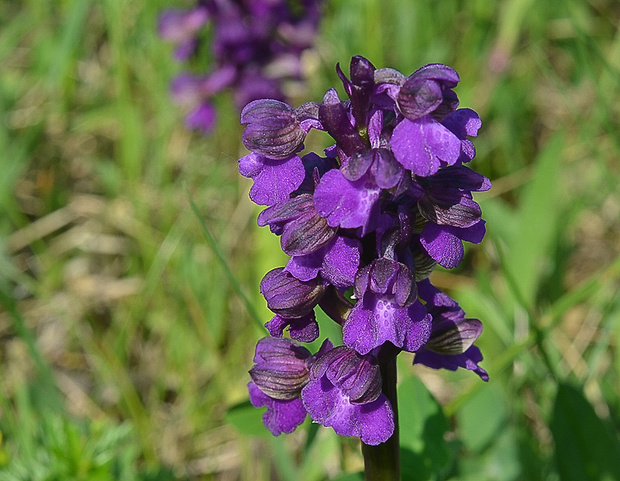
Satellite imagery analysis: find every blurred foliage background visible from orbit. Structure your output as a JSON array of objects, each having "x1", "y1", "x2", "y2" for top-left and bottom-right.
[{"x1": 1, "y1": 0, "x2": 620, "y2": 480}]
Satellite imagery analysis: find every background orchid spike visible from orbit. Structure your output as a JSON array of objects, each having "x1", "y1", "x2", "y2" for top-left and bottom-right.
[
  {"x1": 243, "y1": 55, "x2": 489, "y2": 445},
  {"x1": 159, "y1": 0, "x2": 323, "y2": 134}
]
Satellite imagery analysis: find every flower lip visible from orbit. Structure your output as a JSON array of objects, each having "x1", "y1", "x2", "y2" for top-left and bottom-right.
[{"x1": 257, "y1": 194, "x2": 337, "y2": 256}]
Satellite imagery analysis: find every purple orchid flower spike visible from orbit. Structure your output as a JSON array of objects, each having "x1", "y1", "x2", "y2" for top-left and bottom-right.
[{"x1": 238, "y1": 56, "x2": 489, "y2": 457}]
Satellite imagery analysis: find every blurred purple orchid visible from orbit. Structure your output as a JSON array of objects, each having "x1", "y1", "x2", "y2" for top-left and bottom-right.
[{"x1": 159, "y1": 0, "x2": 323, "y2": 134}]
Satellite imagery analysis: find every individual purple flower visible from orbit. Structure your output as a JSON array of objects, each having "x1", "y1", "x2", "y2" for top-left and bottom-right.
[
  {"x1": 238, "y1": 101, "x2": 323, "y2": 205},
  {"x1": 259, "y1": 267, "x2": 325, "y2": 341},
  {"x1": 413, "y1": 280, "x2": 489, "y2": 380},
  {"x1": 342, "y1": 258, "x2": 432, "y2": 355},
  {"x1": 248, "y1": 337, "x2": 333, "y2": 435},
  {"x1": 390, "y1": 65, "x2": 480, "y2": 177},
  {"x1": 411, "y1": 165, "x2": 491, "y2": 268},
  {"x1": 301, "y1": 345, "x2": 394, "y2": 445}
]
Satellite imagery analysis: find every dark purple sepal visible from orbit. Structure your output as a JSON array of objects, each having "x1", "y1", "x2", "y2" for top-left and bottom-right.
[
  {"x1": 319, "y1": 89, "x2": 366, "y2": 157},
  {"x1": 418, "y1": 193, "x2": 482, "y2": 229},
  {"x1": 265, "y1": 313, "x2": 319, "y2": 343},
  {"x1": 414, "y1": 346, "x2": 489, "y2": 381},
  {"x1": 407, "y1": 64, "x2": 460, "y2": 87},
  {"x1": 257, "y1": 194, "x2": 336, "y2": 256},
  {"x1": 311, "y1": 346, "x2": 382, "y2": 403},
  {"x1": 260, "y1": 267, "x2": 325, "y2": 318},
  {"x1": 356, "y1": 257, "x2": 415, "y2": 307},
  {"x1": 241, "y1": 99, "x2": 306, "y2": 160},
  {"x1": 238, "y1": 153, "x2": 305, "y2": 206},
  {"x1": 424, "y1": 318, "x2": 483, "y2": 355},
  {"x1": 248, "y1": 382, "x2": 308, "y2": 435},
  {"x1": 249, "y1": 337, "x2": 313, "y2": 400},
  {"x1": 295, "y1": 102, "x2": 323, "y2": 132},
  {"x1": 339, "y1": 55, "x2": 376, "y2": 131},
  {"x1": 397, "y1": 76, "x2": 444, "y2": 120}
]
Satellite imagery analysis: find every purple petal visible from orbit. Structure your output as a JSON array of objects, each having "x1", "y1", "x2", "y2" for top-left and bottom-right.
[
  {"x1": 286, "y1": 254, "x2": 321, "y2": 282},
  {"x1": 313, "y1": 169, "x2": 381, "y2": 230},
  {"x1": 442, "y1": 108, "x2": 482, "y2": 139},
  {"x1": 417, "y1": 279, "x2": 458, "y2": 308},
  {"x1": 238, "y1": 153, "x2": 305, "y2": 206},
  {"x1": 370, "y1": 149, "x2": 404, "y2": 189},
  {"x1": 419, "y1": 223, "x2": 464, "y2": 268},
  {"x1": 321, "y1": 236, "x2": 361, "y2": 288},
  {"x1": 456, "y1": 220, "x2": 487, "y2": 244},
  {"x1": 425, "y1": 165, "x2": 491, "y2": 192},
  {"x1": 391, "y1": 117, "x2": 462, "y2": 177},
  {"x1": 301, "y1": 378, "x2": 394, "y2": 445},
  {"x1": 248, "y1": 382, "x2": 308, "y2": 435}
]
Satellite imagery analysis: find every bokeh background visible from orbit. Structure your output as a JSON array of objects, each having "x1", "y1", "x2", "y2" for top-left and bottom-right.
[{"x1": 1, "y1": 1, "x2": 620, "y2": 480}]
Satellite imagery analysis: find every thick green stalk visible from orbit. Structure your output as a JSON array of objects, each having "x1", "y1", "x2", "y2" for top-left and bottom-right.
[{"x1": 362, "y1": 356, "x2": 400, "y2": 481}]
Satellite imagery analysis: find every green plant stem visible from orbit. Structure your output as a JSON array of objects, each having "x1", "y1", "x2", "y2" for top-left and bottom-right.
[{"x1": 362, "y1": 356, "x2": 400, "y2": 481}]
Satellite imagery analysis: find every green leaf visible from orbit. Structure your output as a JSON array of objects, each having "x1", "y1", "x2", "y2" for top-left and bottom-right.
[
  {"x1": 551, "y1": 383, "x2": 620, "y2": 481},
  {"x1": 331, "y1": 473, "x2": 363, "y2": 481},
  {"x1": 456, "y1": 382, "x2": 506, "y2": 453},
  {"x1": 504, "y1": 132, "x2": 565, "y2": 310},
  {"x1": 224, "y1": 400, "x2": 271, "y2": 438},
  {"x1": 398, "y1": 376, "x2": 452, "y2": 480}
]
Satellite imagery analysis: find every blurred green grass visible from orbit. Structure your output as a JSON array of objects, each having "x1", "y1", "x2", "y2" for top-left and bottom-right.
[{"x1": 1, "y1": 0, "x2": 620, "y2": 480}]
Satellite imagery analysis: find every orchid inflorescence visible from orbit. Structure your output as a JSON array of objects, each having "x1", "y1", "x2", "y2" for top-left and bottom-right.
[
  {"x1": 159, "y1": 0, "x2": 322, "y2": 133},
  {"x1": 242, "y1": 56, "x2": 489, "y2": 446}
]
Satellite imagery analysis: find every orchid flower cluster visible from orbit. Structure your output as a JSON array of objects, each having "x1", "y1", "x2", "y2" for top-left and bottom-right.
[
  {"x1": 158, "y1": 0, "x2": 322, "y2": 133},
  {"x1": 242, "y1": 56, "x2": 489, "y2": 446}
]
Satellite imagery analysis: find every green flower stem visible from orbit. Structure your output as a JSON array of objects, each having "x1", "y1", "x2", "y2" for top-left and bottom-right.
[{"x1": 362, "y1": 355, "x2": 400, "y2": 481}]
